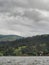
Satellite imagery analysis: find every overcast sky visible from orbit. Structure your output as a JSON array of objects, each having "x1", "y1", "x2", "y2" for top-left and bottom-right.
[{"x1": 0, "y1": 0, "x2": 49, "y2": 37}]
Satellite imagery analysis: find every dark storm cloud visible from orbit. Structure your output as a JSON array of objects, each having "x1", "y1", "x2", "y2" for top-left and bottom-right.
[{"x1": 23, "y1": 9, "x2": 42, "y2": 22}]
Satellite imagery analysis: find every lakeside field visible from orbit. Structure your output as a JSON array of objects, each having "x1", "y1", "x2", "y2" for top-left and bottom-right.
[{"x1": 0, "y1": 57, "x2": 49, "y2": 65}]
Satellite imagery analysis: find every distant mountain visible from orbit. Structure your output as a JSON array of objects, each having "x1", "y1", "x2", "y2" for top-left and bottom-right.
[{"x1": 0, "y1": 35, "x2": 23, "y2": 41}]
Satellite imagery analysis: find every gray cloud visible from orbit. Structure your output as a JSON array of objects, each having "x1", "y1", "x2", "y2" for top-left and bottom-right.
[
  {"x1": 0, "y1": 0, "x2": 49, "y2": 13},
  {"x1": 0, "y1": 0, "x2": 49, "y2": 36},
  {"x1": 0, "y1": 12, "x2": 49, "y2": 37}
]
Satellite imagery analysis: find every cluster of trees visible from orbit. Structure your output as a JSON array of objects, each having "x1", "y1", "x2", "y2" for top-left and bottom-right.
[{"x1": 0, "y1": 34, "x2": 49, "y2": 56}]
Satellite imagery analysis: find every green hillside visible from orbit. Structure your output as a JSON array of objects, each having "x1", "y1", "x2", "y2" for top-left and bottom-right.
[{"x1": 0, "y1": 35, "x2": 22, "y2": 41}]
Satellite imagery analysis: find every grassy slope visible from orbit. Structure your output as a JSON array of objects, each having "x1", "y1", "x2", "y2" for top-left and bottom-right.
[{"x1": 0, "y1": 35, "x2": 22, "y2": 41}]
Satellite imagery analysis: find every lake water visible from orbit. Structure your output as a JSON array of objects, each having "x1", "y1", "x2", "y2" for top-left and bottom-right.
[{"x1": 0, "y1": 56, "x2": 49, "y2": 65}]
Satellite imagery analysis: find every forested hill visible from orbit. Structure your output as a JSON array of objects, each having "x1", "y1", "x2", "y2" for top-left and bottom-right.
[{"x1": 0, "y1": 34, "x2": 49, "y2": 56}]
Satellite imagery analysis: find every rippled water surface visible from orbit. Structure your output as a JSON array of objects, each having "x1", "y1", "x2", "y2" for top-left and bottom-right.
[{"x1": 0, "y1": 57, "x2": 49, "y2": 65}]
